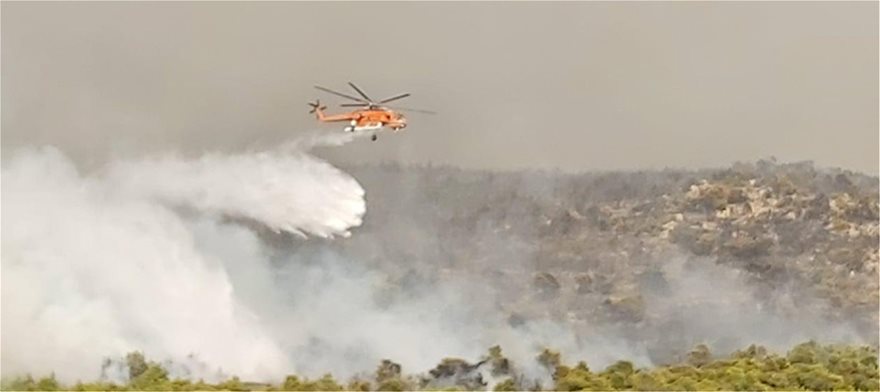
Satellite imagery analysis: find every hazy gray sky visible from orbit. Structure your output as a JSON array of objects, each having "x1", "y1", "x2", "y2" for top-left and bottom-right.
[{"x1": 3, "y1": 2, "x2": 878, "y2": 173}]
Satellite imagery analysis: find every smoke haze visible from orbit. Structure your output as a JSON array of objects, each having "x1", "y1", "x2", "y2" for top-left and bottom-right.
[
  {"x1": 2, "y1": 2, "x2": 877, "y2": 173},
  {"x1": 2, "y1": 135, "x2": 871, "y2": 384},
  {"x1": 1, "y1": 1, "x2": 877, "y2": 388},
  {"x1": 0, "y1": 137, "x2": 367, "y2": 381}
]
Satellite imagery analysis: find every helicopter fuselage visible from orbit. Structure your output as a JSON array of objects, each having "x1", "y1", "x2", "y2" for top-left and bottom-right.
[{"x1": 314, "y1": 107, "x2": 407, "y2": 132}]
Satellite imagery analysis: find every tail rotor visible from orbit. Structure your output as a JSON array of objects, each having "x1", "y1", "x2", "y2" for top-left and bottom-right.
[{"x1": 308, "y1": 100, "x2": 327, "y2": 114}]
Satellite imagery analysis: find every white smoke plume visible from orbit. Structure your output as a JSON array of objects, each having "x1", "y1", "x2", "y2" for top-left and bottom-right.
[
  {"x1": 0, "y1": 133, "x2": 576, "y2": 385},
  {"x1": 0, "y1": 133, "x2": 367, "y2": 382},
  {"x1": 2, "y1": 131, "x2": 871, "y2": 387}
]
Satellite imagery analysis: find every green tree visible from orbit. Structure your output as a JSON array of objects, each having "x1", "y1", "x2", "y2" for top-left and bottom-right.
[
  {"x1": 304, "y1": 374, "x2": 342, "y2": 391},
  {"x1": 346, "y1": 379, "x2": 372, "y2": 391},
  {"x1": 126, "y1": 352, "x2": 149, "y2": 380},
  {"x1": 4, "y1": 375, "x2": 36, "y2": 391},
  {"x1": 35, "y1": 374, "x2": 60, "y2": 391},
  {"x1": 281, "y1": 375, "x2": 302, "y2": 390},
  {"x1": 493, "y1": 379, "x2": 517, "y2": 391},
  {"x1": 376, "y1": 377, "x2": 410, "y2": 391},
  {"x1": 555, "y1": 362, "x2": 609, "y2": 391},
  {"x1": 215, "y1": 376, "x2": 246, "y2": 391},
  {"x1": 686, "y1": 344, "x2": 712, "y2": 368},
  {"x1": 129, "y1": 363, "x2": 170, "y2": 390},
  {"x1": 376, "y1": 360, "x2": 402, "y2": 383},
  {"x1": 788, "y1": 341, "x2": 820, "y2": 365}
]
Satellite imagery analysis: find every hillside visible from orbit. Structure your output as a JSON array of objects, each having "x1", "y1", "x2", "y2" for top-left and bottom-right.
[
  {"x1": 3, "y1": 157, "x2": 878, "y2": 390},
  {"x1": 281, "y1": 159, "x2": 879, "y2": 364}
]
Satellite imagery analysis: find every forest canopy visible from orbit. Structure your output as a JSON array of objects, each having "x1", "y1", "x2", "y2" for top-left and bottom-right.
[{"x1": 2, "y1": 341, "x2": 877, "y2": 391}]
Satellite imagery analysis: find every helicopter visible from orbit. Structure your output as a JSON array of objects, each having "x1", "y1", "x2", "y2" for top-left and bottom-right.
[{"x1": 309, "y1": 82, "x2": 434, "y2": 141}]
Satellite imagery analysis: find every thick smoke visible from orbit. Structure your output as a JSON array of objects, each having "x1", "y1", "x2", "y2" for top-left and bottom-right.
[
  {"x1": 0, "y1": 134, "x2": 366, "y2": 382},
  {"x1": 1, "y1": 133, "x2": 871, "y2": 386},
  {"x1": 0, "y1": 133, "x2": 579, "y2": 384}
]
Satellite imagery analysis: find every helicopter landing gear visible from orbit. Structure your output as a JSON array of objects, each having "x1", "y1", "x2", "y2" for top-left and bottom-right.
[{"x1": 371, "y1": 134, "x2": 378, "y2": 141}]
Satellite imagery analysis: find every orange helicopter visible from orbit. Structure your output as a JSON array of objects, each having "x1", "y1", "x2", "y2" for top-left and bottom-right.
[{"x1": 309, "y1": 82, "x2": 434, "y2": 141}]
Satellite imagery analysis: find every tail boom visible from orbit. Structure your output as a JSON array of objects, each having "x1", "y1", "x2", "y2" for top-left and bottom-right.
[{"x1": 308, "y1": 100, "x2": 357, "y2": 122}]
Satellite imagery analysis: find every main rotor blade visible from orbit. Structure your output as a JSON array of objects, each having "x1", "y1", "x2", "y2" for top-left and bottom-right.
[
  {"x1": 379, "y1": 93, "x2": 411, "y2": 104},
  {"x1": 314, "y1": 85, "x2": 368, "y2": 103},
  {"x1": 348, "y1": 82, "x2": 373, "y2": 102},
  {"x1": 340, "y1": 103, "x2": 369, "y2": 107},
  {"x1": 386, "y1": 105, "x2": 437, "y2": 115}
]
